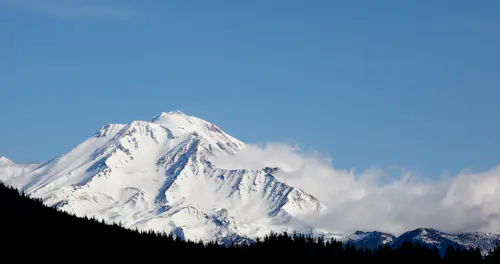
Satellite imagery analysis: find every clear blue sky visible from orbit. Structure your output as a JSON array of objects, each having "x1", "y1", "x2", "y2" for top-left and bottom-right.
[{"x1": 1, "y1": 0, "x2": 499, "y2": 179}]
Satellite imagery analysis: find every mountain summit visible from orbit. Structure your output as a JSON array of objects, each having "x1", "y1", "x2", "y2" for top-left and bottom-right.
[
  {"x1": 0, "y1": 156, "x2": 13, "y2": 166},
  {"x1": 0, "y1": 111, "x2": 325, "y2": 243},
  {"x1": 149, "y1": 110, "x2": 244, "y2": 155}
]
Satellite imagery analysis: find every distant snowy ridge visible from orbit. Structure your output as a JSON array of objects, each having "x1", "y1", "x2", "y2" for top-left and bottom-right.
[
  {"x1": 1, "y1": 111, "x2": 499, "y2": 255},
  {"x1": 343, "y1": 230, "x2": 395, "y2": 250},
  {"x1": 345, "y1": 228, "x2": 500, "y2": 257}
]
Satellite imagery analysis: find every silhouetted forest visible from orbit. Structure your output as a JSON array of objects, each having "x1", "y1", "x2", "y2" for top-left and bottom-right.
[{"x1": 1, "y1": 182, "x2": 499, "y2": 262}]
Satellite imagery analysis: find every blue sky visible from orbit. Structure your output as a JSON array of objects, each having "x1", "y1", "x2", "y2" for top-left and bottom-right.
[{"x1": 1, "y1": 0, "x2": 499, "y2": 179}]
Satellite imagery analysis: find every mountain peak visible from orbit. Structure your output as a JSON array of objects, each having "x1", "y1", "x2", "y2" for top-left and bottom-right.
[
  {"x1": 0, "y1": 156, "x2": 13, "y2": 166},
  {"x1": 413, "y1": 227, "x2": 441, "y2": 234},
  {"x1": 170, "y1": 110, "x2": 185, "y2": 115},
  {"x1": 344, "y1": 230, "x2": 396, "y2": 250},
  {"x1": 153, "y1": 110, "x2": 186, "y2": 120},
  {"x1": 149, "y1": 111, "x2": 245, "y2": 153},
  {"x1": 151, "y1": 110, "x2": 210, "y2": 133}
]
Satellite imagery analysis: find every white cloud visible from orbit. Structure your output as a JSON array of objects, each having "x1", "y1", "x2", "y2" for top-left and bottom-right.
[
  {"x1": 209, "y1": 142, "x2": 500, "y2": 236},
  {"x1": 1, "y1": 0, "x2": 137, "y2": 22}
]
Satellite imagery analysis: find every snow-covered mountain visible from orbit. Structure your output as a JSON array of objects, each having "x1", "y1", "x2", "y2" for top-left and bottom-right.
[
  {"x1": 0, "y1": 111, "x2": 327, "y2": 244},
  {"x1": 1, "y1": 111, "x2": 499, "y2": 254},
  {"x1": 391, "y1": 228, "x2": 460, "y2": 256},
  {"x1": 343, "y1": 231, "x2": 395, "y2": 250},
  {"x1": 0, "y1": 156, "x2": 14, "y2": 166},
  {"x1": 390, "y1": 228, "x2": 500, "y2": 257},
  {"x1": 342, "y1": 228, "x2": 500, "y2": 256},
  {"x1": 448, "y1": 232, "x2": 500, "y2": 256}
]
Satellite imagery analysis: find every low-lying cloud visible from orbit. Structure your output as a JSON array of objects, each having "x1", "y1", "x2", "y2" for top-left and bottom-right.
[{"x1": 209, "y1": 143, "x2": 500, "y2": 236}]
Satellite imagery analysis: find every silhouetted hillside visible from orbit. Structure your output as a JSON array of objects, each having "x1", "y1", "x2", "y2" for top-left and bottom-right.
[{"x1": 0, "y1": 182, "x2": 499, "y2": 262}]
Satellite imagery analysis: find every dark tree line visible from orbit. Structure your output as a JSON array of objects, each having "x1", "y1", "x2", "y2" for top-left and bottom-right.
[{"x1": 0, "y1": 182, "x2": 499, "y2": 262}]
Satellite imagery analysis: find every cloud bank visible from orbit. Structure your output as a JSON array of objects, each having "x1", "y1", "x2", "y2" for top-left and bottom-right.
[
  {"x1": 209, "y1": 143, "x2": 500, "y2": 236},
  {"x1": 1, "y1": 0, "x2": 137, "y2": 22}
]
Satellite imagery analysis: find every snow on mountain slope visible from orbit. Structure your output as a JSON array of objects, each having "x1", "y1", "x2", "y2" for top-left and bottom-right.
[
  {"x1": 0, "y1": 156, "x2": 14, "y2": 166},
  {"x1": 0, "y1": 111, "x2": 326, "y2": 244},
  {"x1": 341, "y1": 228, "x2": 500, "y2": 256},
  {"x1": 391, "y1": 228, "x2": 460, "y2": 256},
  {"x1": 389, "y1": 228, "x2": 500, "y2": 257},
  {"x1": 443, "y1": 232, "x2": 500, "y2": 256},
  {"x1": 0, "y1": 156, "x2": 39, "y2": 189},
  {"x1": 343, "y1": 231, "x2": 395, "y2": 250}
]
